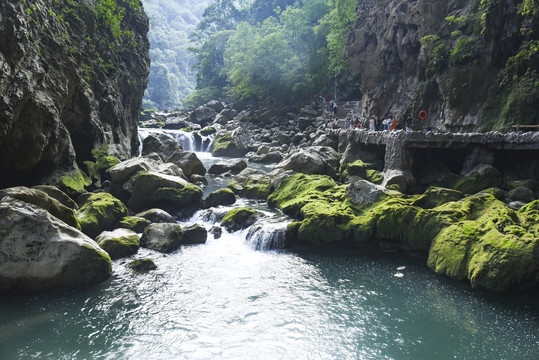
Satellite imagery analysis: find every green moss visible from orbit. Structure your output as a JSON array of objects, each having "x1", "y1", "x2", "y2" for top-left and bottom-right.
[
  {"x1": 129, "y1": 258, "x2": 157, "y2": 271},
  {"x1": 366, "y1": 169, "x2": 383, "y2": 185},
  {"x1": 58, "y1": 169, "x2": 92, "y2": 194},
  {"x1": 205, "y1": 188, "x2": 236, "y2": 207},
  {"x1": 222, "y1": 207, "x2": 261, "y2": 232},
  {"x1": 228, "y1": 177, "x2": 273, "y2": 199},
  {"x1": 119, "y1": 216, "x2": 150, "y2": 233},
  {"x1": 77, "y1": 193, "x2": 127, "y2": 237},
  {"x1": 449, "y1": 166, "x2": 502, "y2": 194},
  {"x1": 97, "y1": 231, "x2": 140, "y2": 259}
]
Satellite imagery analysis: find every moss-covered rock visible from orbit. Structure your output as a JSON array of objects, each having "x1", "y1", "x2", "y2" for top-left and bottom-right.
[
  {"x1": 119, "y1": 216, "x2": 150, "y2": 233},
  {"x1": 269, "y1": 173, "x2": 539, "y2": 291},
  {"x1": 182, "y1": 224, "x2": 208, "y2": 245},
  {"x1": 450, "y1": 165, "x2": 502, "y2": 194},
  {"x1": 57, "y1": 168, "x2": 92, "y2": 196},
  {"x1": 129, "y1": 258, "x2": 157, "y2": 272},
  {"x1": 77, "y1": 193, "x2": 127, "y2": 238},
  {"x1": 96, "y1": 229, "x2": 140, "y2": 260},
  {"x1": 211, "y1": 133, "x2": 247, "y2": 157},
  {"x1": 128, "y1": 172, "x2": 203, "y2": 212},
  {"x1": 33, "y1": 185, "x2": 79, "y2": 210},
  {"x1": 476, "y1": 187, "x2": 505, "y2": 201},
  {"x1": 140, "y1": 223, "x2": 183, "y2": 253},
  {"x1": 222, "y1": 207, "x2": 261, "y2": 232},
  {"x1": 509, "y1": 186, "x2": 535, "y2": 203},
  {"x1": 199, "y1": 127, "x2": 216, "y2": 135},
  {"x1": 205, "y1": 188, "x2": 236, "y2": 208},
  {"x1": 0, "y1": 186, "x2": 81, "y2": 230},
  {"x1": 428, "y1": 195, "x2": 539, "y2": 291},
  {"x1": 228, "y1": 171, "x2": 273, "y2": 200}
]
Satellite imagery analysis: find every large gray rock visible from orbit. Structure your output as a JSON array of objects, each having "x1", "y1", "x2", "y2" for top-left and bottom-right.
[
  {"x1": 108, "y1": 157, "x2": 161, "y2": 185},
  {"x1": 208, "y1": 159, "x2": 247, "y2": 175},
  {"x1": 190, "y1": 106, "x2": 217, "y2": 126},
  {"x1": 204, "y1": 188, "x2": 237, "y2": 208},
  {"x1": 128, "y1": 172, "x2": 203, "y2": 212},
  {"x1": 0, "y1": 186, "x2": 80, "y2": 230},
  {"x1": 95, "y1": 229, "x2": 140, "y2": 260},
  {"x1": 141, "y1": 132, "x2": 182, "y2": 160},
  {"x1": 182, "y1": 224, "x2": 208, "y2": 245},
  {"x1": 76, "y1": 192, "x2": 128, "y2": 238},
  {"x1": 276, "y1": 146, "x2": 340, "y2": 177},
  {"x1": 0, "y1": 0, "x2": 150, "y2": 188},
  {"x1": 32, "y1": 185, "x2": 78, "y2": 210},
  {"x1": 136, "y1": 208, "x2": 176, "y2": 224},
  {"x1": 0, "y1": 197, "x2": 111, "y2": 291},
  {"x1": 167, "y1": 150, "x2": 206, "y2": 177},
  {"x1": 140, "y1": 223, "x2": 183, "y2": 253},
  {"x1": 346, "y1": 180, "x2": 387, "y2": 206}
]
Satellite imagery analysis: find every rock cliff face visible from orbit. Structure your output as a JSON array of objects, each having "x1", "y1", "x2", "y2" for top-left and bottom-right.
[
  {"x1": 0, "y1": 0, "x2": 150, "y2": 188},
  {"x1": 346, "y1": 0, "x2": 538, "y2": 132}
]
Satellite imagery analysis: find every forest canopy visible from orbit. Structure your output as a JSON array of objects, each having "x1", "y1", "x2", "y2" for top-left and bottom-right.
[{"x1": 184, "y1": 0, "x2": 360, "y2": 108}]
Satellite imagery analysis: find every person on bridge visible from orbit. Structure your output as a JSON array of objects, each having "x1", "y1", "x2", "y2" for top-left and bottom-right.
[
  {"x1": 405, "y1": 116, "x2": 413, "y2": 131},
  {"x1": 391, "y1": 116, "x2": 397, "y2": 131}
]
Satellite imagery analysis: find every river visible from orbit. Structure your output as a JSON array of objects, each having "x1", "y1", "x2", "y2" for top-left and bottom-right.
[{"x1": 0, "y1": 130, "x2": 537, "y2": 359}]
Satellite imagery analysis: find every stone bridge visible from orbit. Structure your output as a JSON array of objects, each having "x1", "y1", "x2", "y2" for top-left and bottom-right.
[{"x1": 328, "y1": 129, "x2": 539, "y2": 187}]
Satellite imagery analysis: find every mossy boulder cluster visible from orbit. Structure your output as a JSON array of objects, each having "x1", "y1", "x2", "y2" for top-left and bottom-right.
[{"x1": 268, "y1": 174, "x2": 539, "y2": 291}]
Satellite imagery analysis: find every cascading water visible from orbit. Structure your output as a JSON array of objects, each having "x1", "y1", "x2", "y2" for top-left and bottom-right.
[{"x1": 138, "y1": 128, "x2": 214, "y2": 153}]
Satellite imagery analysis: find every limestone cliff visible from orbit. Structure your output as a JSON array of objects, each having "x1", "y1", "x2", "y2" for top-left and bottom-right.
[
  {"x1": 346, "y1": 0, "x2": 538, "y2": 132},
  {"x1": 0, "y1": 0, "x2": 150, "y2": 188}
]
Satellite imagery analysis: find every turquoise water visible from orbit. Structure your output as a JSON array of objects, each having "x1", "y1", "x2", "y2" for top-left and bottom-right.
[{"x1": 1, "y1": 232, "x2": 538, "y2": 359}]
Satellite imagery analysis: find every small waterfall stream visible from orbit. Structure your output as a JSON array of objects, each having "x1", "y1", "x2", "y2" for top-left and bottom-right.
[{"x1": 138, "y1": 128, "x2": 214, "y2": 153}]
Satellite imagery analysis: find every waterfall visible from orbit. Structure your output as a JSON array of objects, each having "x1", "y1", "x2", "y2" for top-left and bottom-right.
[
  {"x1": 245, "y1": 222, "x2": 288, "y2": 250},
  {"x1": 139, "y1": 128, "x2": 214, "y2": 153}
]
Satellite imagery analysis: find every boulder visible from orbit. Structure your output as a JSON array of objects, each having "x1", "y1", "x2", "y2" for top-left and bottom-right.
[
  {"x1": 95, "y1": 229, "x2": 140, "y2": 260},
  {"x1": 128, "y1": 172, "x2": 203, "y2": 212},
  {"x1": 227, "y1": 169, "x2": 273, "y2": 199},
  {"x1": 190, "y1": 106, "x2": 217, "y2": 126},
  {"x1": 451, "y1": 164, "x2": 503, "y2": 194},
  {"x1": 276, "y1": 146, "x2": 340, "y2": 177},
  {"x1": 118, "y1": 216, "x2": 151, "y2": 233},
  {"x1": 156, "y1": 163, "x2": 189, "y2": 181},
  {"x1": 210, "y1": 226, "x2": 223, "y2": 239},
  {"x1": 0, "y1": 187, "x2": 80, "y2": 230},
  {"x1": 140, "y1": 223, "x2": 183, "y2": 253},
  {"x1": 32, "y1": 185, "x2": 78, "y2": 210},
  {"x1": 0, "y1": 197, "x2": 111, "y2": 291},
  {"x1": 163, "y1": 116, "x2": 189, "y2": 130},
  {"x1": 129, "y1": 258, "x2": 157, "y2": 271},
  {"x1": 509, "y1": 186, "x2": 535, "y2": 203},
  {"x1": 141, "y1": 132, "x2": 182, "y2": 160},
  {"x1": 382, "y1": 170, "x2": 416, "y2": 193},
  {"x1": 204, "y1": 188, "x2": 237, "y2": 208},
  {"x1": 346, "y1": 180, "x2": 387, "y2": 206},
  {"x1": 182, "y1": 224, "x2": 208, "y2": 245},
  {"x1": 221, "y1": 207, "x2": 261, "y2": 232},
  {"x1": 211, "y1": 131, "x2": 249, "y2": 158},
  {"x1": 135, "y1": 208, "x2": 176, "y2": 223},
  {"x1": 77, "y1": 193, "x2": 128, "y2": 238},
  {"x1": 108, "y1": 157, "x2": 161, "y2": 185},
  {"x1": 167, "y1": 150, "x2": 206, "y2": 177},
  {"x1": 205, "y1": 100, "x2": 225, "y2": 113},
  {"x1": 208, "y1": 159, "x2": 247, "y2": 175}
]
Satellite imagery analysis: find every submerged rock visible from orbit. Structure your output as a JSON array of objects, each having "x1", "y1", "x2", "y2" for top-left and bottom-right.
[
  {"x1": 129, "y1": 258, "x2": 157, "y2": 272},
  {"x1": 96, "y1": 229, "x2": 140, "y2": 260},
  {"x1": 140, "y1": 223, "x2": 183, "y2": 253},
  {"x1": 0, "y1": 197, "x2": 111, "y2": 291}
]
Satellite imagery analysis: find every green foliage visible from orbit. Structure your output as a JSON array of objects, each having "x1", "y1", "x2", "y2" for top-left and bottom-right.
[
  {"x1": 142, "y1": 0, "x2": 213, "y2": 110},
  {"x1": 190, "y1": 0, "x2": 357, "y2": 105},
  {"x1": 450, "y1": 37, "x2": 480, "y2": 64}
]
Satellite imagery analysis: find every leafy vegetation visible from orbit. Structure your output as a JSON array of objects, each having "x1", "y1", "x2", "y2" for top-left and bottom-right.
[
  {"x1": 141, "y1": 0, "x2": 212, "y2": 110},
  {"x1": 185, "y1": 0, "x2": 360, "y2": 108}
]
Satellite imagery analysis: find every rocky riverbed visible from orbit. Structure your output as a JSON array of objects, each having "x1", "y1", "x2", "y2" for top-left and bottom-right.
[{"x1": 1, "y1": 99, "x2": 538, "y2": 293}]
